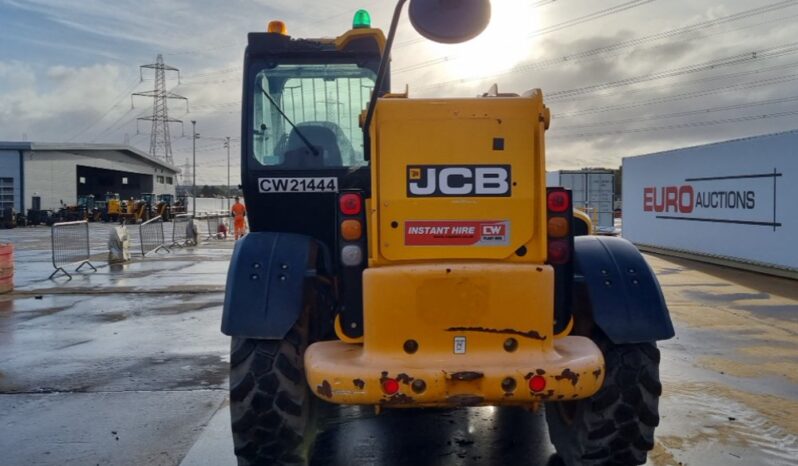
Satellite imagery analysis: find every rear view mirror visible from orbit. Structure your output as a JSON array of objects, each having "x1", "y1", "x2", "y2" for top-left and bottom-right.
[{"x1": 409, "y1": 0, "x2": 491, "y2": 44}]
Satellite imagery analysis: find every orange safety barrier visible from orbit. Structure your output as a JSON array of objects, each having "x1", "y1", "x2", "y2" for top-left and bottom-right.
[{"x1": 0, "y1": 243, "x2": 13, "y2": 294}]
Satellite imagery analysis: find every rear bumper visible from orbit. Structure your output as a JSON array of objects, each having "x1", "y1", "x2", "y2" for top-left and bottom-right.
[{"x1": 305, "y1": 335, "x2": 604, "y2": 407}]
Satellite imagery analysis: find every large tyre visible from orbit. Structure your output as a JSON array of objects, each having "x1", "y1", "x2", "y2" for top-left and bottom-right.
[
  {"x1": 229, "y1": 315, "x2": 317, "y2": 466},
  {"x1": 545, "y1": 337, "x2": 661, "y2": 465}
]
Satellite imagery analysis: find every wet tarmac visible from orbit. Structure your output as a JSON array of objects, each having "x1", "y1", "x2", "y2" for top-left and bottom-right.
[{"x1": 1, "y1": 225, "x2": 797, "y2": 466}]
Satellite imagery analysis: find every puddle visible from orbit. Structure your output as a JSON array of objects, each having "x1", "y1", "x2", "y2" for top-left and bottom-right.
[
  {"x1": 56, "y1": 339, "x2": 94, "y2": 350},
  {"x1": 654, "y1": 266, "x2": 685, "y2": 276},
  {"x1": 658, "y1": 382, "x2": 798, "y2": 466},
  {"x1": 148, "y1": 299, "x2": 224, "y2": 315},
  {"x1": 93, "y1": 312, "x2": 128, "y2": 323},
  {"x1": 681, "y1": 289, "x2": 770, "y2": 303},
  {"x1": 0, "y1": 353, "x2": 228, "y2": 393},
  {"x1": 731, "y1": 304, "x2": 798, "y2": 323}
]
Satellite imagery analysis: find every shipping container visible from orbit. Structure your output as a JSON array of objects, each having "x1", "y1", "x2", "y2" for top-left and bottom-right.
[
  {"x1": 622, "y1": 130, "x2": 798, "y2": 276},
  {"x1": 547, "y1": 170, "x2": 616, "y2": 232}
]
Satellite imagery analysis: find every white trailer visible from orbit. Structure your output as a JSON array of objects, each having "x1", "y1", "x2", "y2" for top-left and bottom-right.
[
  {"x1": 547, "y1": 170, "x2": 616, "y2": 233},
  {"x1": 622, "y1": 130, "x2": 798, "y2": 277}
]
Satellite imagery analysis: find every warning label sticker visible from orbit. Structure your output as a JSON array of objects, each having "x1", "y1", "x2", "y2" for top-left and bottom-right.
[{"x1": 404, "y1": 220, "x2": 510, "y2": 246}]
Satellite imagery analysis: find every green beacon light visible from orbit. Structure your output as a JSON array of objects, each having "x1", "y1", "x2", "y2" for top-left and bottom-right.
[{"x1": 353, "y1": 9, "x2": 371, "y2": 29}]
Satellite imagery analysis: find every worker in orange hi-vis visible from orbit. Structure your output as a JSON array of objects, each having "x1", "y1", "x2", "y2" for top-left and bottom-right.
[{"x1": 231, "y1": 196, "x2": 247, "y2": 240}]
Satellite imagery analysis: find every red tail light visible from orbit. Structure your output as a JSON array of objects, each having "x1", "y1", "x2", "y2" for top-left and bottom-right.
[
  {"x1": 547, "y1": 190, "x2": 570, "y2": 213},
  {"x1": 381, "y1": 378, "x2": 400, "y2": 395},
  {"x1": 339, "y1": 193, "x2": 362, "y2": 215},
  {"x1": 529, "y1": 375, "x2": 547, "y2": 392},
  {"x1": 548, "y1": 239, "x2": 570, "y2": 264}
]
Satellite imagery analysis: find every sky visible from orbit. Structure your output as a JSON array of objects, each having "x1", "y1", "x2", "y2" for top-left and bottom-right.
[{"x1": 1, "y1": 0, "x2": 797, "y2": 185}]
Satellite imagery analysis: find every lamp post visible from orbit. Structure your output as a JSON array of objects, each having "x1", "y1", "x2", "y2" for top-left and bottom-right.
[
  {"x1": 224, "y1": 136, "x2": 231, "y2": 211},
  {"x1": 191, "y1": 120, "x2": 199, "y2": 217}
]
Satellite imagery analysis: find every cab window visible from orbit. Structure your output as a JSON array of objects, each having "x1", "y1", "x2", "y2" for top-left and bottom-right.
[{"x1": 252, "y1": 63, "x2": 376, "y2": 169}]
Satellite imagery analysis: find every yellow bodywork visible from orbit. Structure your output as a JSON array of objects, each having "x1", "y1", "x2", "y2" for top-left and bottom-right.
[
  {"x1": 306, "y1": 91, "x2": 605, "y2": 407},
  {"x1": 368, "y1": 95, "x2": 549, "y2": 265},
  {"x1": 107, "y1": 199, "x2": 120, "y2": 215},
  {"x1": 573, "y1": 208, "x2": 595, "y2": 235},
  {"x1": 306, "y1": 263, "x2": 604, "y2": 406}
]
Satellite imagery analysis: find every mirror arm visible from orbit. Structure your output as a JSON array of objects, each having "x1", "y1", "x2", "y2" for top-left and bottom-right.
[{"x1": 363, "y1": 0, "x2": 408, "y2": 161}]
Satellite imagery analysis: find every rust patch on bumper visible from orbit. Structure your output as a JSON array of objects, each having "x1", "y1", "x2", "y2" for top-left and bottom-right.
[
  {"x1": 316, "y1": 380, "x2": 333, "y2": 399},
  {"x1": 555, "y1": 368, "x2": 580, "y2": 386},
  {"x1": 538, "y1": 389, "x2": 555, "y2": 400},
  {"x1": 450, "y1": 371, "x2": 484, "y2": 381},
  {"x1": 396, "y1": 373, "x2": 414, "y2": 384},
  {"x1": 446, "y1": 326, "x2": 546, "y2": 341}
]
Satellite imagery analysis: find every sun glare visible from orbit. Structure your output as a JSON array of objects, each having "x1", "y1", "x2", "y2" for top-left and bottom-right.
[{"x1": 429, "y1": 0, "x2": 540, "y2": 83}]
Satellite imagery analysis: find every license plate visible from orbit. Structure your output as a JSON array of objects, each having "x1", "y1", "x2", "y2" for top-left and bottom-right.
[{"x1": 258, "y1": 177, "x2": 338, "y2": 193}]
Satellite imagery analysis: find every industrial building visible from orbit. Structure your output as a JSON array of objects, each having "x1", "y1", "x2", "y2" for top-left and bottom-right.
[{"x1": 0, "y1": 142, "x2": 178, "y2": 212}]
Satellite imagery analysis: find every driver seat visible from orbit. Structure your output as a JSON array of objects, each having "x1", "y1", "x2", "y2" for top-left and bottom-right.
[{"x1": 282, "y1": 124, "x2": 342, "y2": 168}]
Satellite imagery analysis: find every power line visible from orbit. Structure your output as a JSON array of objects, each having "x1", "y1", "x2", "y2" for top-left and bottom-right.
[
  {"x1": 91, "y1": 108, "x2": 140, "y2": 142},
  {"x1": 181, "y1": 47, "x2": 798, "y2": 124},
  {"x1": 554, "y1": 72, "x2": 798, "y2": 118},
  {"x1": 182, "y1": 66, "x2": 242, "y2": 80},
  {"x1": 555, "y1": 95, "x2": 798, "y2": 131},
  {"x1": 530, "y1": 0, "x2": 559, "y2": 7},
  {"x1": 162, "y1": 5, "x2": 363, "y2": 59},
  {"x1": 548, "y1": 109, "x2": 798, "y2": 139},
  {"x1": 545, "y1": 41, "x2": 798, "y2": 101},
  {"x1": 528, "y1": 0, "x2": 657, "y2": 38},
  {"x1": 551, "y1": 58, "x2": 798, "y2": 105},
  {"x1": 67, "y1": 76, "x2": 141, "y2": 142},
  {"x1": 409, "y1": 0, "x2": 798, "y2": 88},
  {"x1": 394, "y1": 0, "x2": 656, "y2": 49}
]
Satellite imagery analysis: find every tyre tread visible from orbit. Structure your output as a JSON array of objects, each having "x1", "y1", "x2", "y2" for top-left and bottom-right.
[
  {"x1": 546, "y1": 339, "x2": 661, "y2": 466},
  {"x1": 229, "y1": 317, "x2": 314, "y2": 466}
]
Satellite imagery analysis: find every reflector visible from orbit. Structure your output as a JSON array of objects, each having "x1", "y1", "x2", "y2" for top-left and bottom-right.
[
  {"x1": 341, "y1": 245, "x2": 363, "y2": 266},
  {"x1": 547, "y1": 217, "x2": 569, "y2": 238},
  {"x1": 341, "y1": 219, "x2": 363, "y2": 241},
  {"x1": 548, "y1": 240, "x2": 570, "y2": 264}
]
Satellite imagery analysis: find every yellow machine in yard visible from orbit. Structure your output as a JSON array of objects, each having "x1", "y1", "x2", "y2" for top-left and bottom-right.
[
  {"x1": 222, "y1": 2, "x2": 674, "y2": 465},
  {"x1": 118, "y1": 196, "x2": 150, "y2": 224},
  {"x1": 104, "y1": 193, "x2": 121, "y2": 222}
]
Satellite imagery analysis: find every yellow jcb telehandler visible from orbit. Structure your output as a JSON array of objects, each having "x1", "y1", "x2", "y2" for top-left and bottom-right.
[{"x1": 222, "y1": 2, "x2": 674, "y2": 465}]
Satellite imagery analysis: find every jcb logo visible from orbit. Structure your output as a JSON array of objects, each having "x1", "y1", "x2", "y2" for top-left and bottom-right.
[{"x1": 407, "y1": 165, "x2": 511, "y2": 197}]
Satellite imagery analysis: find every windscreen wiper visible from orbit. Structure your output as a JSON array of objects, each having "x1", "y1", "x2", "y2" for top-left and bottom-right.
[{"x1": 257, "y1": 83, "x2": 319, "y2": 157}]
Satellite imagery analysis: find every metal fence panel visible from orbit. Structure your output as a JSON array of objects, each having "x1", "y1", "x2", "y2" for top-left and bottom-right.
[
  {"x1": 50, "y1": 220, "x2": 96, "y2": 279},
  {"x1": 206, "y1": 213, "x2": 221, "y2": 239},
  {"x1": 140, "y1": 216, "x2": 170, "y2": 256},
  {"x1": 171, "y1": 214, "x2": 192, "y2": 247},
  {"x1": 203, "y1": 211, "x2": 229, "y2": 239}
]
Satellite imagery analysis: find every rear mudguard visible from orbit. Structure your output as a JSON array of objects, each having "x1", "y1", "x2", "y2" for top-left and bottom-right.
[
  {"x1": 573, "y1": 236, "x2": 674, "y2": 344},
  {"x1": 221, "y1": 232, "x2": 319, "y2": 339}
]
